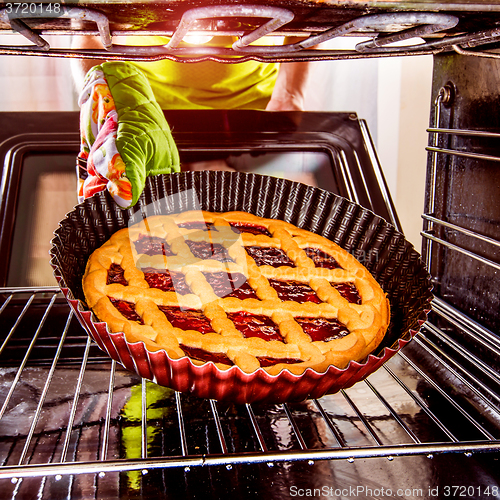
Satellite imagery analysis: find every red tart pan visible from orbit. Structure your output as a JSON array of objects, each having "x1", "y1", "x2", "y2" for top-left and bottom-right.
[{"x1": 50, "y1": 171, "x2": 433, "y2": 403}]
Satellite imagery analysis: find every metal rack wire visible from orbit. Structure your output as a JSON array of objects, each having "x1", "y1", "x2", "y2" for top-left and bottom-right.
[
  {"x1": 1, "y1": 4, "x2": 500, "y2": 62},
  {"x1": 422, "y1": 89, "x2": 500, "y2": 411},
  {"x1": 0, "y1": 287, "x2": 499, "y2": 485}
]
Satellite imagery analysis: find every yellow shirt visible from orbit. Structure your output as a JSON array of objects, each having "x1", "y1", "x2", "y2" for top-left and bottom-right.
[{"x1": 125, "y1": 36, "x2": 279, "y2": 109}]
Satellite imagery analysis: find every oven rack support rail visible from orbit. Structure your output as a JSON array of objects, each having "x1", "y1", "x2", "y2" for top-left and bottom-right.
[
  {"x1": 1, "y1": 4, "x2": 500, "y2": 61},
  {"x1": 423, "y1": 85, "x2": 500, "y2": 311},
  {"x1": 418, "y1": 78, "x2": 500, "y2": 448},
  {"x1": 0, "y1": 287, "x2": 499, "y2": 481}
]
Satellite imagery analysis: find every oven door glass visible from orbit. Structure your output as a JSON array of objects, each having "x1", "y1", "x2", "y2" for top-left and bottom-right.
[{"x1": 0, "y1": 110, "x2": 395, "y2": 288}]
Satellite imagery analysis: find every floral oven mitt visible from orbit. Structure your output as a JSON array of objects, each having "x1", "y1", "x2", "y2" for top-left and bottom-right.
[{"x1": 77, "y1": 61, "x2": 180, "y2": 208}]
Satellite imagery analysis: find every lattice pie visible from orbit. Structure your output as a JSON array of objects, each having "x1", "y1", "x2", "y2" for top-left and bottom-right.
[{"x1": 82, "y1": 211, "x2": 390, "y2": 375}]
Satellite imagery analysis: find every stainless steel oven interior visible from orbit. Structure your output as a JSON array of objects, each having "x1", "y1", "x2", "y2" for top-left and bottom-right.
[{"x1": 0, "y1": 2, "x2": 500, "y2": 498}]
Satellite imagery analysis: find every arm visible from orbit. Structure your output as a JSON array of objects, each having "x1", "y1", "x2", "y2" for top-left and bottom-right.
[
  {"x1": 70, "y1": 35, "x2": 106, "y2": 91},
  {"x1": 266, "y1": 60, "x2": 312, "y2": 111},
  {"x1": 265, "y1": 37, "x2": 314, "y2": 111}
]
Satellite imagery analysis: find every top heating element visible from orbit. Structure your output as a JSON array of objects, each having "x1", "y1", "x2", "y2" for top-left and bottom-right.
[{"x1": 1, "y1": 1, "x2": 500, "y2": 62}]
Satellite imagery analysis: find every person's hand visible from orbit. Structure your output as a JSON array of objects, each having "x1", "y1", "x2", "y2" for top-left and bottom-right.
[
  {"x1": 265, "y1": 92, "x2": 305, "y2": 111},
  {"x1": 265, "y1": 59, "x2": 311, "y2": 112}
]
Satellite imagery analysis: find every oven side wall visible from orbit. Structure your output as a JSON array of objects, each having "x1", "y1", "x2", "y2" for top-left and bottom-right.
[{"x1": 424, "y1": 52, "x2": 500, "y2": 338}]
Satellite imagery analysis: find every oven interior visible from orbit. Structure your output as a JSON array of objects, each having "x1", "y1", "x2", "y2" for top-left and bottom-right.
[{"x1": 0, "y1": 2, "x2": 500, "y2": 498}]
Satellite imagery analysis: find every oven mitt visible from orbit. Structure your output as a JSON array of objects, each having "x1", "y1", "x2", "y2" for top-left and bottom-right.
[{"x1": 77, "y1": 61, "x2": 180, "y2": 208}]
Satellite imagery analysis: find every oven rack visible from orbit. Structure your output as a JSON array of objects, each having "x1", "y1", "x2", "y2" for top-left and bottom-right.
[
  {"x1": 422, "y1": 85, "x2": 500, "y2": 354},
  {"x1": 0, "y1": 288, "x2": 499, "y2": 484},
  {"x1": 2, "y1": 3, "x2": 500, "y2": 62}
]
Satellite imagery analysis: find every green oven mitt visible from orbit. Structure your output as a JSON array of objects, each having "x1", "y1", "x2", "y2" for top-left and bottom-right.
[{"x1": 77, "y1": 61, "x2": 180, "y2": 208}]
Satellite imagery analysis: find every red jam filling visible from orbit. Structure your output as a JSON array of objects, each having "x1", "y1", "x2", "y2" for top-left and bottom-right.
[
  {"x1": 158, "y1": 306, "x2": 214, "y2": 334},
  {"x1": 142, "y1": 267, "x2": 191, "y2": 295},
  {"x1": 229, "y1": 223, "x2": 271, "y2": 237},
  {"x1": 296, "y1": 317, "x2": 349, "y2": 342},
  {"x1": 226, "y1": 311, "x2": 283, "y2": 342},
  {"x1": 245, "y1": 246, "x2": 295, "y2": 268},
  {"x1": 268, "y1": 279, "x2": 322, "y2": 304},
  {"x1": 107, "y1": 263, "x2": 128, "y2": 286},
  {"x1": 134, "y1": 234, "x2": 173, "y2": 256},
  {"x1": 177, "y1": 221, "x2": 213, "y2": 231},
  {"x1": 332, "y1": 282, "x2": 362, "y2": 304},
  {"x1": 180, "y1": 344, "x2": 302, "y2": 367},
  {"x1": 186, "y1": 240, "x2": 234, "y2": 262},
  {"x1": 304, "y1": 247, "x2": 341, "y2": 269},
  {"x1": 204, "y1": 272, "x2": 258, "y2": 299},
  {"x1": 180, "y1": 345, "x2": 233, "y2": 366},
  {"x1": 180, "y1": 346, "x2": 301, "y2": 368},
  {"x1": 257, "y1": 357, "x2": 303, "y2": 367},
  {"x1": 109, "y1": 298, "x2": 143, "y2": 324}
]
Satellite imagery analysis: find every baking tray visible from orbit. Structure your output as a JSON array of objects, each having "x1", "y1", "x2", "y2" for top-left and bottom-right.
[{"x1": 50, "y1": 171, "x2": 432, "y2": 403}]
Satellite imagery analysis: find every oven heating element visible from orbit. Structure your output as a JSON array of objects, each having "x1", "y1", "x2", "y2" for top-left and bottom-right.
[{"x1": 1, "y1": 3, "x2": 500, "y2": 62}]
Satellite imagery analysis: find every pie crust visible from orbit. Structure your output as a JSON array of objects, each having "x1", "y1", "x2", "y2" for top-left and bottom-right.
[{"x1": 82, "y1": 211, "x2": 390, "y2": 375}]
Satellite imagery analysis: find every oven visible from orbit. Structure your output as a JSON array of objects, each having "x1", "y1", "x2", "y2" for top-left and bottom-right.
[{"x1": 0, "y1": 2, "x2": 499, "y2": 499}]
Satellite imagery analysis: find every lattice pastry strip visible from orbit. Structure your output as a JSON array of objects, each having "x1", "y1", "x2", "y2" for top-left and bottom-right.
[{"x1": 83, "y1": 211, "x2": 390, "y2": 375}]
